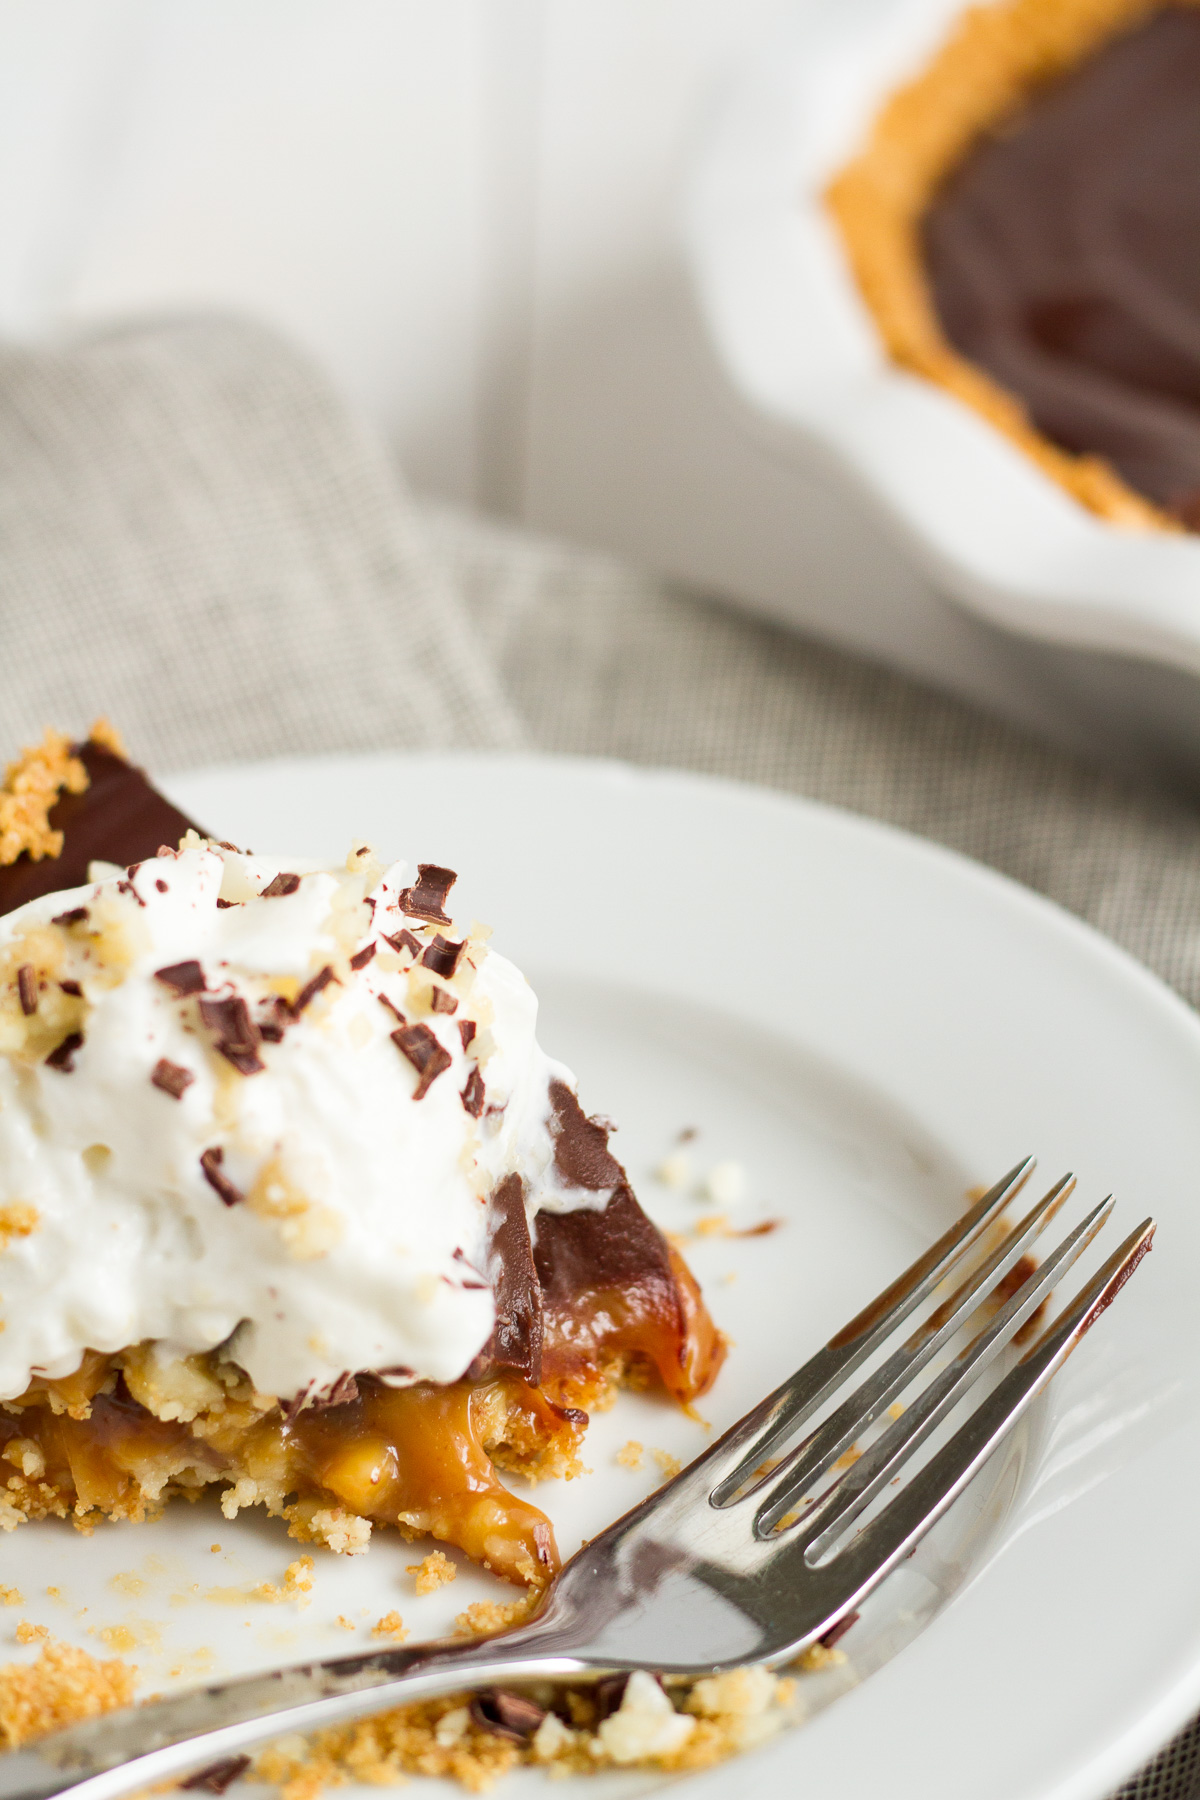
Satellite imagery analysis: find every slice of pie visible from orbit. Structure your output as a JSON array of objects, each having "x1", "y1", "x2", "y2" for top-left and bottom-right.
[{"x1": 0, "y1": 729, "x2": 724, "y2": 1587}]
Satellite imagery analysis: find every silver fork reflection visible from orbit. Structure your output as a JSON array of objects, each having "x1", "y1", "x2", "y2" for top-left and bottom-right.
[{"x1": 0, "y1": 1158, "x2": 1153, "y2": 1800}]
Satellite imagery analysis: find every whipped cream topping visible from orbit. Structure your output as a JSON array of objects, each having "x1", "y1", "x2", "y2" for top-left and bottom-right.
[{"x1": 0, "y1": 837, "x2": 587, "y2": 1403}]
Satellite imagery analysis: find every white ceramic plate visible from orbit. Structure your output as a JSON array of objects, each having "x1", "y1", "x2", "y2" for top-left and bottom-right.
[
  {"x1": 7, "y1": 751, "x2": 1200, "y2": 1800},
  {"x1": 685, "y1": 0, "x2": 1200, "y2": 679}
]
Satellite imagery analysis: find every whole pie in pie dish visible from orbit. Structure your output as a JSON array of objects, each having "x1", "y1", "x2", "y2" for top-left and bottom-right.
[
  {"x1": 0, "y1": 728, "x2": 724, "y2": 1587},
  {"x1": 827, "y1": 0, "x2": 1200, "y2": 533}
]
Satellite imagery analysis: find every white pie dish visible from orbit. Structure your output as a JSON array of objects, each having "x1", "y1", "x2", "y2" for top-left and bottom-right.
[
  {"x1": 2, "y1": 748, "x2": 1198, "y2": 1800},
  {"x1": 684, "y1": 0, "x2": 1200, "y2": 688}
]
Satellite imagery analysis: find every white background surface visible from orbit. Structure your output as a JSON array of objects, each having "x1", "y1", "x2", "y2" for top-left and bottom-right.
[
  {"x1": 2, "y1": 0, "x2": 1162, "y2": 775},
  {"x1": 9, "y1": 1, "x2": 1200, "y2": 774}
]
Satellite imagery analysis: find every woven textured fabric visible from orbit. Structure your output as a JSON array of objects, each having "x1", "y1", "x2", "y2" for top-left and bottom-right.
[
  {"x1": 0, "y1": 317, "x2": 522, "y2": 772},
  {"x1": 432, "y1": 502, "x2": 1200, "y2": 1012}
]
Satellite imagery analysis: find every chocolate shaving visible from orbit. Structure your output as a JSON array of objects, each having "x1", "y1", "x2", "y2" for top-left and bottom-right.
[
  {"x1": 469, "y1": 1691, "x2": 546, "y2": 1743},
  {"x1": 216, "y1": 898, "x2": 236, "y2": 909},
  {"x1": 16, "y1": 965, "x2": 37, "y2": 1016},
  {"x1": 215, "y1": 841, "x2": 242, "y2": 854},
  {"x1": 45, "y1": 1031, "x2": 83, "y2": 1071},
  {"x1": 256, "y1": 996, "x2": 293, "y2": 1043},
  {"x1": 384, "y1": 929, "x2": 421, "y2": 958},
  {"x1": 593, "y1": 1675, "x2": 634, "y2": 1720},
  {"x1": 391, "y1": 1022, "x2": 452, "y2": 1099},
  {"x1": 155, "y1": 879, "x2": 168, "y2": 893},
  {"x1": 818, "y1": 1610, "x2": 859, "y2": 1649},
  {"x1": 292, "y1": 965, "x2": 337, "y2": 1017},
  {"x1": 155, "y1": 959, "x2": 206, "y2": 997},
  {"x1": 397, "y1": 863, "x2": 456, "y2": 925},
  {"x1": 152, "y1": 1058, "x2": 194, "y2": 1100},
  {"x1": 115, "y1": 878, "x2": 146, "y2": 906},
  {"x1": 378, "y1": 993, "x2": 405, "y2": 1025},
  {"x1": 371, "y1": 1365, "x2": 415, "y2": 1380},
  {"x1": 421, "y1": 934, "x2": 465, "y2": 978},
  {"x1": 279, "y1": 1385, "x2": 313, "y2": 1426},
  {"x1": 58, "y1": 979, "x2": 82, "y2": 998},
  {"x1": 349, "y1": 942, "x2": 377, "y2": 971},
  {"x1": 461, "y1": 1067, "x2": 485, "y2": 1117},
  {"x1": 430, "y1": 987, "x2": 458, "y2": 1015},
  {"x1": 51, "y1": 907, "x2": 88, "y2": 928},
  {"x1": 311, "y1": 1371, "x2": 359, "y2": 1410},
  {"x1": 200, "y1": 994, "x2": 264, "y2": 1075},
  {"x1": 458, "y1": 1019, "x2": 476, "y2": 1051},
  {"x1": 200, "y1": 1146, "x2": 243, "y2": 1207},
  {"x1": 260, "y1": 872, "x2": 301, "y2": 899},
  {"x1": 181, "y1": 1757, "x2": 251, "y2": 1795}
]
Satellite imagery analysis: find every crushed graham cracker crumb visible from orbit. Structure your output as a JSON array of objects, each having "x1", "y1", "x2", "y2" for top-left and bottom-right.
[
  {"x1": 616, "y1": 1440, "x2": 644, "y2": 1470},
  {"x1": 14, "y1": 1623, "x2": 47, "y2": 1645},
  {"x1": 0, "y1": 1638, "x2": 136, "y2": 1749},
  {"x1": 246, "y1": 1559, "x2": 315, "y2": 1606},
  {"x1": 86, "y1": 718, "x2": 127, "y2": 759},
  {"x1": 334, "y1": 1616, "x2": 356, "y2": 1632},
  {"x1": 652, "y1": 1449, "x2": 682, "y2": 1481},
  {"x1": 407, "y1": 1551, "x2": 456, "y2": 1595},
  {"x1": 0, "y1": 731, "x2": 89, "y2": 869},
  {"x1": 370, "y1": 1612, "x2": 408, "y2": 1642},
  {"x1": 825, "y1": 0, "x2": 1188, "y2": 531},
  {"x1": 0, "y1": 1589, "x2": 22, "y2": 1608},
  {"x1": 453, "y1": 1593, "x2": 538, "y2": 1639},
  {"x1": 247, "y1": 1661, "x2": 801, "y2": 1795}
]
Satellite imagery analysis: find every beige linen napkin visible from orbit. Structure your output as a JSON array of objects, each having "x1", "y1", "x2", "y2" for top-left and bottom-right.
[{"x1": 0, "y1": 316, "x2": 522, "y2": 770}]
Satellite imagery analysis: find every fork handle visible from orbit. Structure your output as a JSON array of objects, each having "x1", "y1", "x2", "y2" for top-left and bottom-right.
[{"x1": 0, "y1": 1623, "x2": 590, "y2": 1800}]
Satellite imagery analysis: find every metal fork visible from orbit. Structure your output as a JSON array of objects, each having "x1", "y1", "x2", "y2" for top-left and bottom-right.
[{"x1": 0, "y1": 1159, "x2": 1153, "y2": 1800}]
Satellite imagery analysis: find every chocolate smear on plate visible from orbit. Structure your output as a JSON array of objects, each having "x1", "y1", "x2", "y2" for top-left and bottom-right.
[
  {"x1": 397, "y1": 863, "x2": 456, "y2": 925},
  {"x1": 392, "y1": 1022, "x2": 452, "y2": 1099}
]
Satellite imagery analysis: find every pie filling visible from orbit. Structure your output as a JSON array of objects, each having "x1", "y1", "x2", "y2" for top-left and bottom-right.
[{"x1": 0, "y1": 732, "x2": 725, "y2": 1585}]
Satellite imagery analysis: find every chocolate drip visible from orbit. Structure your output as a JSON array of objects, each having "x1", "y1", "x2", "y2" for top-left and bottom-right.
[
  {"x1": 533, "y1": 1183, "x2": 678, "y2": 1314},
  {"x1": 548, "y1": 1081, "x2": 623, "y2": 1192},
  {"x1": 0, "y1": 741, "x2": 201, "y2": 916},
  {"x1": 923, "y1": 10, "x2": 1200, "y2": 520},
  {"x1": 480, "y1": 1173, "x2": 544, "y2": 1384}
]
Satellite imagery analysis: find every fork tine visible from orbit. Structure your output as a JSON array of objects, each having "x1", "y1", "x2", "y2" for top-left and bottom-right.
[
  {"x1": 734, "y1": 1173, "x2": 1074, "y2": 1518},
  {"x1": 709, "y1": 1157, "x2": 1035, "y2": 1506},
  {"x1": 758, "y1": 1194, "x2": 1113, "y2": 1546},
  {"x1": 788, "y1": 1216, "x2": 1156, "y2": 1644}
]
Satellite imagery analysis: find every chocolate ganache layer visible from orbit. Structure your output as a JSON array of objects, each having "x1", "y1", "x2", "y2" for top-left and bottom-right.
[{"x1": 922, "y1": 8, "x2": 1200, "y2": 527}]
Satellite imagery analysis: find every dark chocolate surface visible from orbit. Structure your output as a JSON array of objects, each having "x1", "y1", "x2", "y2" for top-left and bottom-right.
[
  {"x1": 482, "y1": 1172, "x2": 544, "y2": 1384},
  {"x1": 0, "y1": 742, "x2": 200, "y2": 915},
  {"x1": 923, "y1": 10, "x2": 1200, "y2": 523}
]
